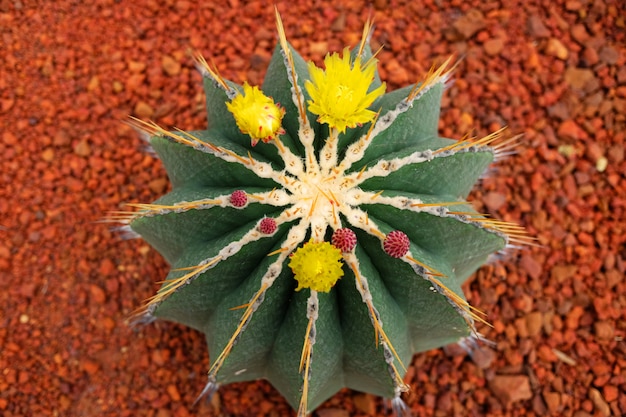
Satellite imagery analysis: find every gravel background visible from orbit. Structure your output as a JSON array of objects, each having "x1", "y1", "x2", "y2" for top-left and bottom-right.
[{"x1": 1, "y1": 1, "x2": 624, "y2": 416}]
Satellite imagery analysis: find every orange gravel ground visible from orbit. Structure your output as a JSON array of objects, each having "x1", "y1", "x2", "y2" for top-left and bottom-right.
[{"x1": 1, "y1": 1, "x2": 625, "y2": 416}]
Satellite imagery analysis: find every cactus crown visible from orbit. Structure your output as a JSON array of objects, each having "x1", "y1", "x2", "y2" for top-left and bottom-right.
[{"x1": 115, "y1": 9, "x2": 530, "y2": 416}]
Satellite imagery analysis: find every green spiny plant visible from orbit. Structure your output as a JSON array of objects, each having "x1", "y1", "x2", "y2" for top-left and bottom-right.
[{"x1": 114, "y1": 10, "x2": 530, "y2": 416}]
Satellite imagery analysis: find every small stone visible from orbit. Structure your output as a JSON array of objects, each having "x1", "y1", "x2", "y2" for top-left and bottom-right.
[
  {"x1": 470, "y1": 345, "x2": 496, "y2": 369},
  {"x1": 3, "y1": 131, "x2": 17, "y2": 145},
  {"x1": 309, "y1": 41, "x2": 329, "y2": 57},
  {"x1": 608, "y1": 144, "x2": 624, "y2": 164},
  {"x1": 151, "y1": 349, "x2": 168, "y2": 366},
  {"x1": 586, "y1": 141, "x2": 604, "y2": 161},
  {"x1": 532, "y1": 393, "x2": 548, "y2": 415},
  {"x1": 353, "y1": 394, "x2": 376, "y2": 414},
  {"x1": 558, "y1": 120, "x2": 586, "y2": 140},
  {"x1": 545, "y1": 38, "x2": 569, "y2": 60},
  {"x1": 552, "y1": 348, "x2": 577, "y2": 366},
  {"x1": 166, "y1": 384, "x2": 181, "y2": 402},
  {"x1": 99, "y1": 258, "x2": 116, "y2": 277},
  {"x1": 1, "y1": 98, "x2": 14, "y2": 113},
  {"x1": 155, "y1": 409, "x2": 171, "y2": 417},
  {"x1": 520, "y1": 254, "x2": 542, "y2": 280},
  {"x1": 564, "y1": 67, "x2": 595, "y2": 90},
  {"x1": 483, "y1": 191, "x2": 507, "y2": 211},
  {"x1": 128, "y1": 60, "x2": 146, "y2": 73},
  {"x1": 598, "y1": 45, "x2": 619, "y2": 65},
  {"x1": 81, "y1": 359, "x2": 100, "y2": 375},
  {"x1": 566, "y1": 305, "x2": 584, "y2": 329},
  {"x1": 126, "y1": 74, "x2": 146, "y2": 92},
  {"x1": 175, "y1": 0, "x2": 190, "y2": 12},
  {"x1": 373, "y1": 0, "x2": 387, "y2": 10},
  {"x1": 527, "y1": 15, "x2": 551, "y2": 38},
  {"x1": 112, "y1": 80, "x2": 124, "y2": 93},
  {"x1": 316, "y1": 409, "x2": 350, "y2": 417},
  {"x1": 484, "y1": 38, "x2": 504, "y2": 56},
  {"x1": 526, "y1": 311, "x2": 543, "y2": 337},
  {"x1": 87, "y1": 76, "x2": 99, "y2": 91},
  {"x1": 558, "y1": 144, "x2": 576, "y2": 157},
  {"x1": 565, "y1": 0, "x2": 582, "y2": 11},
  {"x1": 436, "y1": 391, "x2": 453, "y2": 412},
  {"x1": 134, "y1": 101, "x2": 154, "y2": 118},
  {"x1": 589, "y1": 388, "x2": 611, "y2": 417},
  {"x1": 594, "y1": 321, "x2": 614, "y2": 340},
  {"x1": 250, "y1": 53, "x2": 269, "y2": 71},
  {"x1": 255, "y1": 27, "x2": 273, "y2": 41},
  {"x1": 570, "y1": 24, "x2": 589, "y2": 44},
  {"x1": 543, "y1": 391, "x2": 561, "y2": 414},
  {"x1": 596, "y1": 156, "x2": 608, "y2": 172},
  {"x1": 548, "y1": 101, "x2": 570, "y2": 120},
  {"x1": 330, "y1": 12, "x2": 346, "y2": 32},
  {"x1": 551, "y1": 264, "x2": 577, "y2": 283},
  {"x1": 602, "y1": 385, "x2": 618, "y2": 402},
  {"x1": 582, "y1": 47, "x2": 599, "y2": 66},
  {"x1": 148, "y1": 178, "x2": 168, "y2": 194},
  {"x1": 453, "y1": 9, "x2": 486, "y2": 39},
  {"x1": 489, "y1": 375, "x2": 533, "y2": 406},
  {"x1": 89, "y1": 284, "x2": 106, "y2": 303},
  {"x1": 162, "y1": 55, "x2": 181, "y2": 76},
  {"x1": 41, "y1": 148, "x2": 55, "y2": 162},
  {"x1": 537, "y1": 344, "x2": 558, "y2": 362},
  {"x1": 53, "y1": 130, "x2": 71, "y2": 146},
  {"x1": 74, "y1": 140, "x2": 91, "y2": 157}
]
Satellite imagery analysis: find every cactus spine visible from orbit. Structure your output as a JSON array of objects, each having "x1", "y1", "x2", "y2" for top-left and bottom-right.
[{"x1": 116, "y1": 10, "x2": 529, "y2": 416}]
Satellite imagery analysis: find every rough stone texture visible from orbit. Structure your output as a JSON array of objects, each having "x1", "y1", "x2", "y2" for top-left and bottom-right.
[
  {"x1": 452, "y1": 8, "x2": 486, "y2": 39},
  {"x1": 489, "y1": 375, "x2": 533, "y2": 406}
]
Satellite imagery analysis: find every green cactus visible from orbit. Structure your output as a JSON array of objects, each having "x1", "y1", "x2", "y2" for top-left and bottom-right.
[{"x1": 117, "y1": 11, "x2": 528, "y2": 416}]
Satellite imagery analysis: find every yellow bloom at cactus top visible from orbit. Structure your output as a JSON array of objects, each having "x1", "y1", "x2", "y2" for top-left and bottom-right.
[
  {"x1": 305, "y1": 47, "x2": 386, "y2": 133},
  {"x1": 226, "y1": 82, "x2": 285, "y2": 146},
  {"x1": 288, "y1": 241, "x2": 344, "y2": 293}
]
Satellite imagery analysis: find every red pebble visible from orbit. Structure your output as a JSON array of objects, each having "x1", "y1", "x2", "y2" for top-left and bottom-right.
[
  {"x1": 332, "y1": 228, "x2": 357, "y2": 252},
  {"x1": 259, "y1": 217, "x2": 277, "y2": 234},
  {"x1": 383, "y1": 230, "x2": 410, "y2": 258},
  {"x1": 230, "y1": 190, "x2": 247, "y2": 207}
]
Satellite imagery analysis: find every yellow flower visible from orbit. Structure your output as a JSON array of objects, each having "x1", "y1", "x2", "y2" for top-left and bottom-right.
[
  {"x1": 305, "y1": 47, "x2": 386, "y2": 133},
  {"x1": 288, "y1": 241, "x2": 344, "y2": 293},
  {"x1": 226, "y1": 82, "x2": 285, "y2": 146}
]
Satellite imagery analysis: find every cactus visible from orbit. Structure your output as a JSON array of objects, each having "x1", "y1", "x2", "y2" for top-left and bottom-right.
[{"x1": 116, "y1": 10, "x2": 529, "y2": 416}]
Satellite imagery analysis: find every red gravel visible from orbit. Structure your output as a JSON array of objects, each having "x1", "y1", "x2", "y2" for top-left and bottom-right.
[{"x1": 1, "y1": 1, "x2": 625, "y2": 416}]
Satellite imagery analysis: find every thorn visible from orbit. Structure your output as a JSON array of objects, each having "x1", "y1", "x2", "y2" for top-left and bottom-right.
[
  {"x1": 411, "y1": 201, "x2": 466, "y2": 208},
  {"x1": 357, "y1": 17, "x2": 374, "y2": 59},
  {"x1": 370, "y1": 190, "x2": 384, "y2": 200},
  {"x1": 192, "y1": 377, "x2": 220, "y2": 408},
  {"x1": 406, "y1": 255, "x2": 445, "y2": 278},
  {"x1": 192, "y1": 51, "x2": 232, "y2": 93},
  {"x1": 267, "y1": 247, "x2": 288, "y2": 257},
  {"x1": 356, "y1": 164, "x2": 368, "y2": 179},
  {"x1": 229, "y1": 303, "x2": 250, "y2": 311},
  {"x1": 208, "y1": 283, "x2": 269, "y2": 379}
]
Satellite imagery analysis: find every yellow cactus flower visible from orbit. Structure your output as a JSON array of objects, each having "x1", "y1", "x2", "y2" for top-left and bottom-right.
[
  {"x1": 288, "y1": 241, "x2": 344, "y2": 292},
  {"x1": 305, "y1": 48, "x2": 386, "y2": 133},
  {"x1": 226, "y1": 82, "x2": 285, "y2": 146}
]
